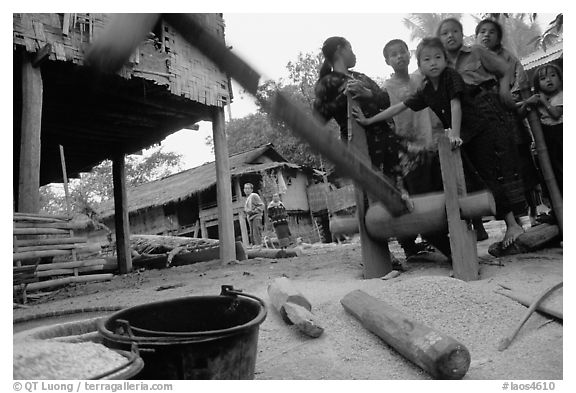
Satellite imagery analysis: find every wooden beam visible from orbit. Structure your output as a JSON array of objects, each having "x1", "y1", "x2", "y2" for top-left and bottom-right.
[
  {"x1": 112, "y1": 153, "x2": 132, "y2": 274},
  {"x1": 347, "y1": 96, "x2": 393, "y2": 278},
  {"x1": 438, "y1": 136, "x2": 478, "y2": 281},
  {"x1": 32, "y1": 43, "x2": 52, "y2": 67},
  {"x1": 18, "y1": 52, "x2": 43, "y2": 213},
  {"x1": 212, "y1": 107, "x2": 236, "y2": 263}
]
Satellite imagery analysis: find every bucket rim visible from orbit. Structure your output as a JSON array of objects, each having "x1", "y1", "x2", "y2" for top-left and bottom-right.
[{"x1": 97, "y1": 292, "x2": 267, "y2": 344}]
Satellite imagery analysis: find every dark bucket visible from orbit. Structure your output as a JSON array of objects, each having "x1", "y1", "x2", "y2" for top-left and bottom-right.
[{"x1": 97, "y1": 286, "x2": 267, "y2": 380}]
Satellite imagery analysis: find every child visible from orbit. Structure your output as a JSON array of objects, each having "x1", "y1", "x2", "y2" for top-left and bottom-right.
[
  {"x1": 267, "y1": 193, "x2": 292, "y2": 249},
  {"x1": 520, "y1": 64, "x2": 563, "y2": 195},
  {"x1": 243, "y1": 183, "x2": 264, "y2": 247},
  {"x1": 353, "y1": 37, "x2": 525, "y2": 250},
  {"x1": 382, "y1": 39, "x2": 450, "y2": 257}
]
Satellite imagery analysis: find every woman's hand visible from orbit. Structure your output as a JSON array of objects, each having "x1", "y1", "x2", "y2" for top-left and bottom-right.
[
  {"x1": 445, "y1": 128, "x2": 463, "y2": 150},
  {"x1": 345, "y1": 79, "x2": 372, "y2": 99},
  {"x1": 351, "y1": 107, "x2": 371, "y2": 126},
  {"x1": 498, "y1": 88, "x2": 516, "y2": 110}
]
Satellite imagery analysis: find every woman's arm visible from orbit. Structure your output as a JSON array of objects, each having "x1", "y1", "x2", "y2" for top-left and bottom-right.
[
  {"x1": 477, "y1": 46, "x2": 515, "y2": 109},
  {"x1": 352, "y1": 102, "x2": 407, "y2": 126}
]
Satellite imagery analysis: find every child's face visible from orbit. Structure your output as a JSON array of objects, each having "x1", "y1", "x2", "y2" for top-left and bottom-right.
[
  {"x1": 538, "y1": 68, "x2": 562, "y2": 95},
  {"x1": 418, "y1": 47, "x2": 447, "y2": 79},
  {"x1": 385, "y1": 43, "x2": 410, "y2": 71},
  {"x1": 476, "y1": 22, "x2": 500, "y2": 51},
  {"x1": 439, "y1": 21, "x2": 463, "y2": 52}
]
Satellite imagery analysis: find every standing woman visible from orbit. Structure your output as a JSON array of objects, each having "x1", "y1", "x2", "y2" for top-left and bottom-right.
[
  {"x1": 313, "y1": 36, "x2": 417, "y2": 189},
  {"x1": 475, "y1": 18, "x2": 541, "y2": 226},
  {"x1": 437, "y1": 18, "x2": 527, "y2": 249}
]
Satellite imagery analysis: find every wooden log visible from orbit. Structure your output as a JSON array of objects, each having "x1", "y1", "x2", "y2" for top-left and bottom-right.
[
  {"x1": 14, "y1": 221, "x2": 89, "y2": 230},
  {"x1": 488, "y1": 224, "x2": 561, "y2": 257},
  {"x1": 16, "y1": 274, "x2": 113, "y2": 291},
  {"x1": 267, "y1": 277, "x2": 312, "y2": 322},
  {"x1": 268, "y1": 277, "x2": 323, "y2": 338},
  {"x1": 15, "y1": 236, "x2": 88, "y2": 247},
  {"x1": 341, "y1": 290, "x2": 470, "y2": 379},
  {"x1": 212, "y1": 107, "x2": 236, "y2": 263},
  {"x1": 365, "y1": 191, "x2": 495, "y2": 240},
  {"x1": 247, "y1": 248, "x2": 299, "y2": 259},
  {"x1": 13, "y1": 244, "x2": 102, "y2": 261},
  {"x1": 35, "y1": 258, "x2": 108, "y2": 271},
  {"x1": 495, "y1": 287, "x2": 562, "y2": 320},
  {"x1": 16, "y1": 243, "x2": 91, "y2": 252},
  {"x1": 36, "y1": 265, "x2": 105, "y2": 278},
  {"x1": 13, "y1": 228, "x2": 70, "y2": 236},
  {"x1": 13, "y1": 213, "x2": 70, "y2": 222}
]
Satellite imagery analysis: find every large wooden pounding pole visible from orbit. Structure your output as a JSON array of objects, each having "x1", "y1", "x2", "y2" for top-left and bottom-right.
[{"x1": 341, "y1": 290, "x2": 471, "y2": 379}]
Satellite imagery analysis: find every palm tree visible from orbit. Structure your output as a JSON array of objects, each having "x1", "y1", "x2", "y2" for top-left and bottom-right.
[{"x1": 402, "y1": 13, "x2": 463, "y2": 41}]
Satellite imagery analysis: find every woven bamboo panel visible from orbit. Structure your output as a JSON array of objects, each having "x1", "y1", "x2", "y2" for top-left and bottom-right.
[{"x1": 13, "y1": 13, "x2": 230, "y2": 107}]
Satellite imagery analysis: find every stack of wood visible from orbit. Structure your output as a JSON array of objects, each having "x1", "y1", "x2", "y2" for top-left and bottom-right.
[{"x1": 13, "y1": 212, "x2": 115, "y2": 302}]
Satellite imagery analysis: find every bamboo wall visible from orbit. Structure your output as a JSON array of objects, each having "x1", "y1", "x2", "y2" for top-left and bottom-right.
[{"x1": 13, "y1": 13, "x2": 230, "y2": 108}]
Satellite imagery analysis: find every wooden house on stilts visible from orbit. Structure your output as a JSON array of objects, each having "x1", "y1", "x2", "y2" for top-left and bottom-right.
[{"x1": 13, "y1": 13, "x2": 238, "y2": 273}]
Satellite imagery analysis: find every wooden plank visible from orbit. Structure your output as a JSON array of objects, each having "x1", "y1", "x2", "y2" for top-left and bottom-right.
[
  {"x1": 18, "y1": 52, "x2": 43, "y2": 214},
  {"x1": 112, "y1": 154, "x2": 132, "y2": 274},
  {"x1": 32, "y1": 43, "x2": 51, "y2": 67},
  {"x1": 36, "y1": 265, "x2": 105, "y2": 278},
  {"x1": 62, "y1": 13, "x2": 71, "y2": 35},
  {"x1": 13, "y1": 244, "x2": 101, "y2": 261},
  {"x1": 438, "y1": 136, "x2": 478, "y2": 281},
  {"x1": 496, "y1": 287, "x2": 562, "y2": 320},
  {"x1": 341, "y1": 289, "x2": 471, "y2": 379},
  {"x1": 14, "y1": 228, "x2": 69, "y2": 236},
  {"x1": 35, "y1": 258, "x2": 108, "y2": 271},
  {"x1": 14, "y1": 212, "x2": 70, "y2": 220},
  {"x1": 14, "y1": 221, "x2": 89, "y2": 230},
  {"x1": 348, "y1": 96, "x2": 393, "y2": 279},
  {"x1": 212, "y1": 107, "x2": 236, "y2": 263},
  {"x1": 17, "y1": 274, "x2": 113, "y2": 291},
  {"x1": 15, "y1": 237, "x2": 88, "y2": 247},
  {"x1": 16, "y1": 243, "x2": 90, "y2": 253}
]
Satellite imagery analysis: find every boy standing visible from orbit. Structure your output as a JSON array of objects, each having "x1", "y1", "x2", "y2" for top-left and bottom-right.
[
  {"x1": 382, "y1": 39, "x2": 449, "y2": 258},
  {"x1": 243, "y1": 183, "x2": 264, "y2": 247}
]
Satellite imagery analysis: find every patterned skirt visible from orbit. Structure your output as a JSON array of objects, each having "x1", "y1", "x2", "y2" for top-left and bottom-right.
[{"x1": 463, "y1": 90, "x2": 527, "y2": 219}]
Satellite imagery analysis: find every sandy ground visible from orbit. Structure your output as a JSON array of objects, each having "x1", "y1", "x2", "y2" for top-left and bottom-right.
[{"x1": 13, "y1": 220, "x2": 563, "y2": 381}]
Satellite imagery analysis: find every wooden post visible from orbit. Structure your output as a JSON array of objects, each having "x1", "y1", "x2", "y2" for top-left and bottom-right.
[
  {"x1": 438, "y1": 136, "x2": 478, "y2": 281},
  {"x1": 519, "y1": 85, "x2": 563, "y2": 235},
  {"x1": 348, "y1": 96, "x2": 393, "y2": 278},
  {"x1": 59, "y1": 145, "x2": 71, "y2": 216},
  {"x1": 18, "y1": 52, "x2": 43, "y2": 214},
  {"x1": 112, "y1": 153, "x2": 132, "y2": 274},
  {"x1": 212, "y1": 107, "x2": 236, "y2": 263},
  {"x1": 235, "y1": 178, "x2": 250, "y2": 246}
]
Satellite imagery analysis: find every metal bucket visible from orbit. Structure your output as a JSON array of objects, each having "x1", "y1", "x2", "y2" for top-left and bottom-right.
[{"x1": 97, "y1": 285, "x2": 267, "y2": 380}]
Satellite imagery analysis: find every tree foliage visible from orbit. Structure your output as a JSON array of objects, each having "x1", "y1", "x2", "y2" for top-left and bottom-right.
[{"x1": 39, "y1": 147, "x2": 183, "y2": 216}]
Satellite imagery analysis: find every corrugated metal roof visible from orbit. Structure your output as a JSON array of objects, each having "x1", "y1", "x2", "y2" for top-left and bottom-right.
[{"x1": 520, "y1": 41, "x2": 563, "y2": 70}]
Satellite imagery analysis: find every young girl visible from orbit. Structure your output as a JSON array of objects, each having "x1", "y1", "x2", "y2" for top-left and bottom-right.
[
  {"x1": 520, "y1": 64, "x2": 563, "y2": 194},
  {"x1": 353, "y1": 37, "x2": 525, "y2": 250}
]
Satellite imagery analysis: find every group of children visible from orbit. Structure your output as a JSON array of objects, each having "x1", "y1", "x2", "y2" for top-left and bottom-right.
[{"x1": 314, "y1": 17, "x2": 562, "y2": 260}]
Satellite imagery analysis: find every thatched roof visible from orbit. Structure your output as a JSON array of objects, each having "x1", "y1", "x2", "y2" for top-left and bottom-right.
[{"x1": 97, "y1": 144, "x2": 314, "y2": 218}]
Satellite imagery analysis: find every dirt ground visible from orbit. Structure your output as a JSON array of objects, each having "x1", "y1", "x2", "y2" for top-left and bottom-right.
[{"x1": 12, "y1": 220, "x2": 563, "y2": 381}]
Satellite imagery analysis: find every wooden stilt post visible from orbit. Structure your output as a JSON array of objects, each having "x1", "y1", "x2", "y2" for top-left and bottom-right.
[
  {"x1": 112, "y1": 153, "x2": 132, "y2": 274},
  {"x1": 235, "y1": 178, "x2": 250, "y2": 247},
  {"x1": 347, "y1": 96, "x2": 393, "y2": 278},
  {"x1": 212, "y1": 106, "x2": 236, "y2": 263},
  {"x1": 18, "y1": 52, "x2": 43, "y2": 214},
  {"x1": 438, "y1": 136, "x2": 478, "y2": 281}
]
